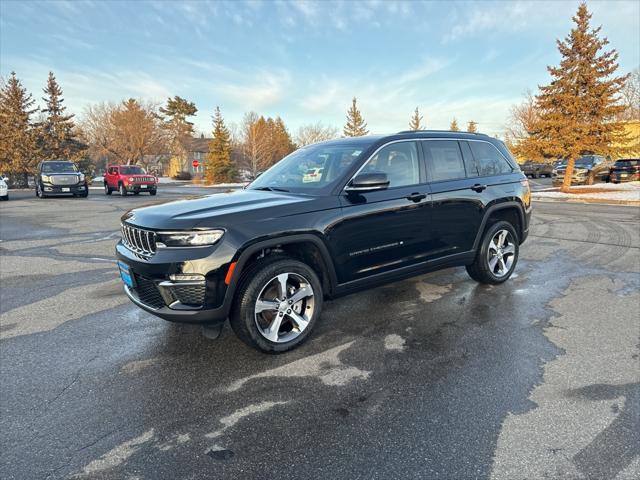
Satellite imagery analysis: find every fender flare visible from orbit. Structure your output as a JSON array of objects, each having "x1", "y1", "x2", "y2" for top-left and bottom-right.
[
  {"x1": 472, "y1": 201, "x2": 526, "y2": 250},
  {"x1": 227, "y1": 233, "x2": 339, "y2": 299}
]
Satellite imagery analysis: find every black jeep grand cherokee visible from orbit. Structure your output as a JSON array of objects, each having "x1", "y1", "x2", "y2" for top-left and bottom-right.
[{"x1": 116, "y1": 131, "x2": 531, "y2": 352}]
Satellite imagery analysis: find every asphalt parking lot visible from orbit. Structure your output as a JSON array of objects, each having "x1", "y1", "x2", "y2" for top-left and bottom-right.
[{"x1": 1, "y1": 186, "x2": 639, "y2": 480}]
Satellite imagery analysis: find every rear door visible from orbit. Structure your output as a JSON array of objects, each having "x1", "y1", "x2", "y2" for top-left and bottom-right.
[
  {"x1": 332, "y1": 140, "x2": 432, "y2": 283},
  {"x1": 421, "y1": 140, "x2": 484, "y2": 256}
]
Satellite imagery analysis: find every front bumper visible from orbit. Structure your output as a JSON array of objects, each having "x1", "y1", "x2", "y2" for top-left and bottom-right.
[
  {"x1": 0, "y1": 187, "x2": 7, "y2": 197},
  {"x1": 609, "y1": 172, "x2": 640, "y2": 183},
  {"x1": 552, "y1": 172, "x2": 590, "y2": 185},
  {"x1": 42, "y1": 183, "x2": 87, "y2": 194},
  {"x1": 123, "y1": 183, "x2": 157, "y2": 192},
  {"x1": 115, "y1": 241, "x2": 232, "y2": 325}
]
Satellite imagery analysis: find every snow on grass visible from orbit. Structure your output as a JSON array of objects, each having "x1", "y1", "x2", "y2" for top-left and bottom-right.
[{"x1": 533, "y1": 181, "x2": 639, "y2": 202}]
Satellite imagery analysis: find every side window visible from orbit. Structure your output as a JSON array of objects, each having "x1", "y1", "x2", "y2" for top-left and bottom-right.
[
  {"x1": 362, "y1": 142, "x2": 420, "y2": 187},
  {"x1": 423, "y1": 140, "x2": 466, "y2": 182},
  {"x1": 469, "y1": 142, "x2": 513, "y2": 176},
  {"x1": 459, "y1": 141, "x2": 479, "y2": 177}
]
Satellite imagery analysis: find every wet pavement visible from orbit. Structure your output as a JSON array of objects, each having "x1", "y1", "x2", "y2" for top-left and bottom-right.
[{"x1": 1, "y1": 189, "x2": 638, "y2": 479}]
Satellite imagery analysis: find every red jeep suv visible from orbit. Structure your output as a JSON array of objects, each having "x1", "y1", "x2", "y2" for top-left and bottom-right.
[{"x1": 104, "y1": 165, "x2": 157, "y2": 196}]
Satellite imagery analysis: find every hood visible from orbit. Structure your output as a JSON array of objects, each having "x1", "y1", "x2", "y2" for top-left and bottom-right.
[{"x1": 122, "y1": 189, "x2": 329, "y2": 230}]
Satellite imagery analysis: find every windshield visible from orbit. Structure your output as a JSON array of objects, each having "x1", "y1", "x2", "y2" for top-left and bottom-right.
[
  {"x1": 576, "y1": 156, "x2": 596, "y2": 167},
  {"x1": 41, "y1": 162, "x2": 78, "y2": 173},
  {"x1": 614, "y1": 159, "x2": 639, "y2": 167},
  {"x1": 120, "y1": 166, "x2": 146, "y2": 175},
  {"x1": 248, "y1": 143, "x2": 371, "y2": 193}
]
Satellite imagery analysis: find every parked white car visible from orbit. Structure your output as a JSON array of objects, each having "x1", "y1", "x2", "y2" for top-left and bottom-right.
[{"x1": 0, "y1": 177, "x2": 8, "y2": 200}]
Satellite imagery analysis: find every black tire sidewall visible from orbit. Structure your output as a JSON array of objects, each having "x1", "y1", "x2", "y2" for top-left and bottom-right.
[{"x1": 232, "y1": 257, "x2": 323, "y2": 353}]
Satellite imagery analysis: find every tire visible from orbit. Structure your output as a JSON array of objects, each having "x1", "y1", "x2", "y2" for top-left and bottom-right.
[
  {"x1": 36, "y1": 184, "x2": 46, "y2": 198},
  {"x1": 104, "y1": 183, "x2": 112, "y2": 195},
  {"x1": 119, "y1": 184, "x2": 127, "y2": 196},
  {"x1": 0, "y1": 195, "x2": 8, "y2": 201},
  {"x1": 230, "y1": 255, "x2": 323, "y2": 353},
  {"x1": 149, "y1": 190, "x2": 157, "y2": 196},
  {"x1": 466, "y1": 221, "x2": 519, "y2": 285}
]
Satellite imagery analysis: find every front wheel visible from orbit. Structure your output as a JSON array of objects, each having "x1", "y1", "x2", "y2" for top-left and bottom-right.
[
  {"x1": 149, "y1": 190, "x2": 157, "y2": 196},
  {"x1": 230, "y1": 256, "x2": 323, "y2": 353},
  {"x1": 466, "y1": 221, "x2": 519, "y2": 285},
  {"x1": 119, "y1": 184, "x2": 127, "y2": 196},
  {"x1": 104, "y1": 183, "x2": 112, "y2": 195}
]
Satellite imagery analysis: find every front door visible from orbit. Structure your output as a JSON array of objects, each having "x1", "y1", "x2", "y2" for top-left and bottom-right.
[{"x1": 330, "y1": 141, "x2": 432, "y2": 283}]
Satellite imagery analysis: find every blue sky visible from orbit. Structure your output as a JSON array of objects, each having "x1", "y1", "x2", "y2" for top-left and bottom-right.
[{"x1": 1, "y1": 0, "x2": 638, "y2": 138}]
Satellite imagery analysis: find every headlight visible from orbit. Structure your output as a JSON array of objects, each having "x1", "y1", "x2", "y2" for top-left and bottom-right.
[
  {"x1": 79, "y1": 173, "x2": 85, "y2": 182},
  {"x1": 41, "y1": 175, "x2": 51, "y2": 183},
  {"x1": 156, "y1": 229, "x2": 224, "y2": 247}
]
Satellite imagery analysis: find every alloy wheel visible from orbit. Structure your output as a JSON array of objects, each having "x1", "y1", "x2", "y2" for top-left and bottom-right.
[
  {"x1": 486, "y1": 229, "x2": 516, "y2": 278},
  {"x1": 254, "y1": 272, "x2": 315, "y2": 343}
]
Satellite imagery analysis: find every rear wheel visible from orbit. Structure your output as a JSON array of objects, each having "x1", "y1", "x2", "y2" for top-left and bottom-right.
[
  {"x1": 466, "y1": 221, "x2": 519, "y2": 285},
  {"x1": 230, "y1": 256, "x2": 323, "y2": 353}
]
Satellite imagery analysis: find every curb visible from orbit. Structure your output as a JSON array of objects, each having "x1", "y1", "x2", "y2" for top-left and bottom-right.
[{"x1": 532, "y1": 197, "x2": 640, "y2": 207}]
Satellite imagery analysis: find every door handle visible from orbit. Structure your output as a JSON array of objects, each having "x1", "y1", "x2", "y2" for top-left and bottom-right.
[
  {"x1": 470, "y1": 184, "x2": 487, "y2": 192},
  {"x1": 406, "y1": 192, "x2": 427, "y2": 202}
]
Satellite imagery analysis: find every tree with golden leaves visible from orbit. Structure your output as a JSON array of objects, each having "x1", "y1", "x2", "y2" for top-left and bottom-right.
[
  {"x1": 449, "y1": 118, "x2": 460, "y2": 131},
  {"x1": 466, "y1": 121, "x2": 478, "y2": 133}
]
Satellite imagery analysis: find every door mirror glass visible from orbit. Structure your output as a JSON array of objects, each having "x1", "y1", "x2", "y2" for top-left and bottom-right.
[{"x1": 346, "y1": 172, "x2": 390, "y2": 193}]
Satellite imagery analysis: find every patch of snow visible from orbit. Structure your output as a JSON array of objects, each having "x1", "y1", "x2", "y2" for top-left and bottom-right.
[
  {"x1": 225, "y1": 341, "x2": 370, "y2": 392},
  {"x1": 384, "y1": 334, "x2": 406, "y2": 351},
  {"x1": 78, "y1": 429, "x2": 155, "y2": 476},
  {"x1": 121, "y1": 358, "x2": 158, "y2": 375},
  {"x1": 205, "y1": 401, "x2": 289, "y2": 439},
  {"x1": 183, "y1": 182, "x2": 245, "y2": 188},
  {"x1": 414, "y1": 282, "x2": 452, "y2": 303},
  {"x1": 92, "y1": 176, "x2": 104, "y2": 183}
]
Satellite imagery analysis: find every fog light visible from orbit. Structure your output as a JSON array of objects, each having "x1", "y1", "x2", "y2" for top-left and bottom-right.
[{"x1": 169, "y1": 274, "x2": 205, "y2": 281}]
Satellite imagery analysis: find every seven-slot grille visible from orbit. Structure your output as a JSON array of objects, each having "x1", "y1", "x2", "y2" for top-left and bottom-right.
[
  {"x1": 121, "y1": 223, "x2": 157, "y2": 257},
  {"x1": 131, "y1": 176, "x2": 155, "y2": 183}
]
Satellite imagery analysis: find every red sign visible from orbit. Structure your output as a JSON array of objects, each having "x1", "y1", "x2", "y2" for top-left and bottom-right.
[{"x1": 192, "y1": 159, "x2": 199, "y2": 168}]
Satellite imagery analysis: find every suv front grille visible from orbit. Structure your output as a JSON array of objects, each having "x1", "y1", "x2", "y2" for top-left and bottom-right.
[
  {"x1": 50, "y1": 174, "x2": 79, "y2": 185},
  {"x1": 133, "y1": 274, "x2": 165, "y2": 309},
  {"x1": 121, "y1": 223, "x2": 157, "y2": 257}
]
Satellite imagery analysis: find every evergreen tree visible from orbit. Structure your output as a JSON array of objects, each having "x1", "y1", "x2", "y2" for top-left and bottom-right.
[
  {"x1": 343, "y1": 97, "x2": 369, "y2": 137},
  {"x1": 159, "y1": 96, "x2": 197, "y2": 171},
  {"x1": 467, "y1": 120, "x2": 478, "y2": 133},
  {"x1": 39, "y1": 71, "x2": 83, "y2": 160},
  {"x1": 0, "y1": 72, "x2": 38, "y2": 182},
  {"x1": 524, "y1": 2, "x2": 628, "y2": 191},
  {"x1": 409, "y1": 107, "x2": 423, "y2": 130},
  {"x1": 206, "y1": 106, "x2": 236, "y2": 184},
  {"x1": 449, "y1": 118, "x2": 460, "y2": 131}
]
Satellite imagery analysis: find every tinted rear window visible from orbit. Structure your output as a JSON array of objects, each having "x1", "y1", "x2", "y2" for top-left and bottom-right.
[
  {"x1": 423, "y1": 140, "x2": 466, "y2": 182},
  {"x1": 469, "y1": 142, "x2": 513, "y2": 176}
]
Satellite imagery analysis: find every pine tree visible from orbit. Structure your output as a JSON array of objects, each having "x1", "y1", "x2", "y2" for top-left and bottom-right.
[
  {"x1": 159, "y1": 96, "x2": 197, "y2": 172},
  {"x1": 0, "y1": 72, "x2": 38, "y2": 183},
  {"x1": 343, "y1": 97, "x2": 369, "y2": 137},
  {"x1": 449, "y1": 118, "x2": 460, "y2": 131},
  {"x1": 409, "y1": 107, "x2": 423, "y2": 130},
  {"x1": 525, "y1": 2, "x2": 628, "y2": 191},
  {"x1": 39, "y1": 72, "x2": 83, "y2": 160},
  {"x1": 467, "y1": 120, "x2": 478, "y2": 133},
  {"x1": 206, "y1": 106, "x2": 236, "y2": 184}
]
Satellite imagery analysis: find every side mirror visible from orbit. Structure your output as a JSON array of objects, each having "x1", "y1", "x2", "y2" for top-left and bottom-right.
[{"x1": 345, "y1": 172, "x2": 390, "y2": 193}]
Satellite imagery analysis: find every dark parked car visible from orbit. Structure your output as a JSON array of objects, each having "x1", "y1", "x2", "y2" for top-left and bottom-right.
[
  {"x1": 609, "y1": 159, "x2": 640, "y2": 183},
  {"x1": 116, "y1": 131, "x2": 531, "y2": 352},
  {"x1": 520, "y1": 160, "x2": 553, "y2": 178},
  {"x1": 552, "y1": 155, "x2": 613, "y2": 186},
  {"x1": 35, "y1": 160, "x2": 88, "y2": 198}
]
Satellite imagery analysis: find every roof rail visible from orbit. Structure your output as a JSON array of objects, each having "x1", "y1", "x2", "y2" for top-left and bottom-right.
[{"x1": 396, "y1": 129, "x2": 488, "y2": 136}]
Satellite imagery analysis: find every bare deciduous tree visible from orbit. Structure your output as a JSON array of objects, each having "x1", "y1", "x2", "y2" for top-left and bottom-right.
[{"x1": 295, "y1": 122, "x2": 339, "y2": 146}]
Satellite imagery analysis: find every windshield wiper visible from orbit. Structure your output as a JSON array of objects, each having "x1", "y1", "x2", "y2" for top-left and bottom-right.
[{"x1": 253, "y1": 186, "x2": 290, "y2": 192}]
